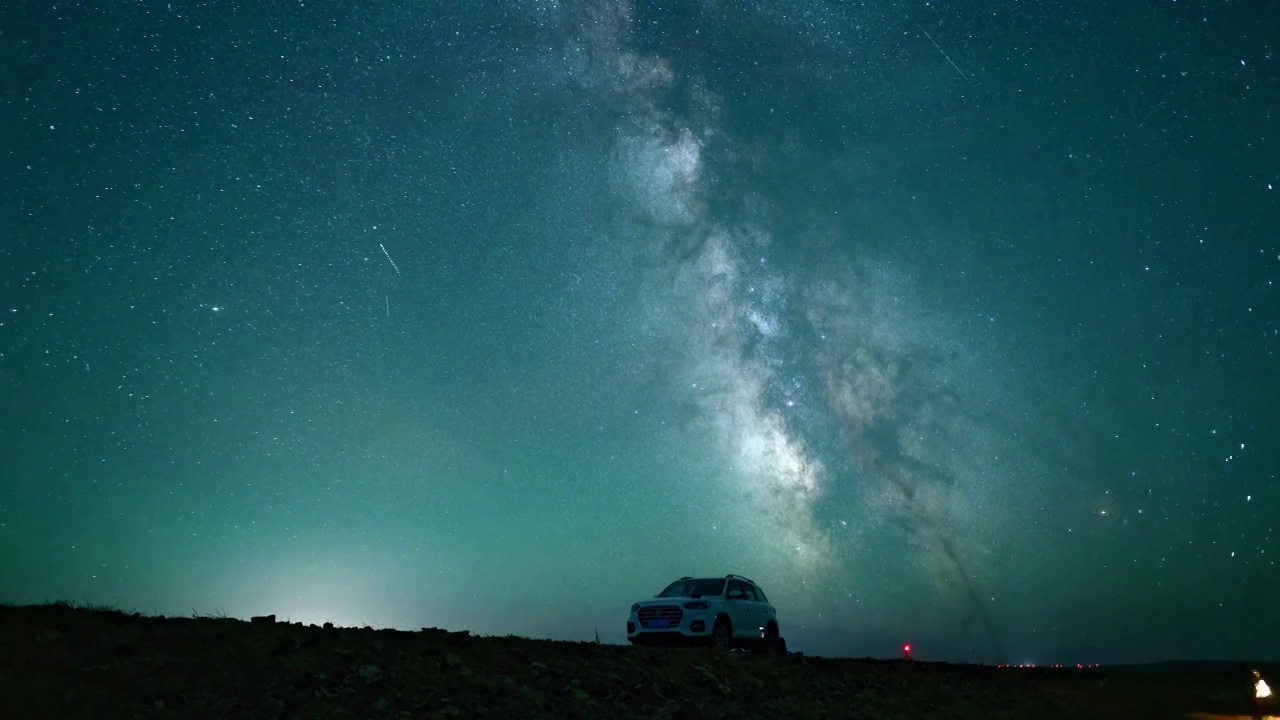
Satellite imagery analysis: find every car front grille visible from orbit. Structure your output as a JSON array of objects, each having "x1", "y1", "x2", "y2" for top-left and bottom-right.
[{"x1": 637, "y1": 605, "x2": 683, "y2": 629}]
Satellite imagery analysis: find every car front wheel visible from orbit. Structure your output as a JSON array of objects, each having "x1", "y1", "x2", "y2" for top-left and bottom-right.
[{"x1": 712, "y1": 617, "x2": 733, "y2": 651}]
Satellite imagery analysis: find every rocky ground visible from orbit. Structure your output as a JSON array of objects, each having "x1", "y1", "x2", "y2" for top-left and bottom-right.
[{"x1": 0, "y1": 602, "x2": 1273, "y2": 719}]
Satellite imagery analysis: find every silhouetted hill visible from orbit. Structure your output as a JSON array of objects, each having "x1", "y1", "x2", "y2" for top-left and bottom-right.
[
  {"x1": 1102, "y1": 659, "x2": 1280, "y2": 675},
  {"x1": 0, "y1": 602, "x2": 1273, "y2": 719}
]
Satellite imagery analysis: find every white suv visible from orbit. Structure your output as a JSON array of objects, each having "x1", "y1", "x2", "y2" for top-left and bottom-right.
[{"x1": 626, "y1": 574, "x2": 786, "y2": 654}]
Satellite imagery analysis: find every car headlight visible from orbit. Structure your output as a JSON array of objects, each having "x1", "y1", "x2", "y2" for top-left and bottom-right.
[
  {"x1": 630, "y1": 603, "x2": 640, "y2": 613},
  {"x1": 683, "y1": 601, "x2": 710, "y2": 610}
]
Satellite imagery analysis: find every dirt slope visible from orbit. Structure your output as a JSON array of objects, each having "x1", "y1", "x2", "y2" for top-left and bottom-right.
[{"x1": 0, "y1": 603, "x2": 1270, "y2": 719}]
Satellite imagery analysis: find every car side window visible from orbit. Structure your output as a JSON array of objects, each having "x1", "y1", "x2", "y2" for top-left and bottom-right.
[
  {"x1": 727, "y1": 580, "x2": 746, "y2": 599},
  {"x1": 752, "y1": 585, "x2": 768, "y2": 603},
  {"x1": 743, "y1": 584, "x2": 759, "y2": 601}
]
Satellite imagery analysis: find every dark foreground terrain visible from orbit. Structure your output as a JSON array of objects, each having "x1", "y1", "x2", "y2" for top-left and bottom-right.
[{"x1": 0, "y1": 603, "x2": 1274, "y2": 719}]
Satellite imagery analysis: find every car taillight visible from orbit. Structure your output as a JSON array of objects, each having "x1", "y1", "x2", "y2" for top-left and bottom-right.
[{"x1": 683, "y1": 601, "x2": 710, "y2": 610}]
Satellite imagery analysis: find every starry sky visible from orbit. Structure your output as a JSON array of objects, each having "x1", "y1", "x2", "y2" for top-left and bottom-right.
[{"x1": 1, "y1": 0, "x2": 1277, "y2": 666}]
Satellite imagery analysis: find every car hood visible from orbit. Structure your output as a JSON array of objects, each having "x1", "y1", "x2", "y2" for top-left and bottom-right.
[{"x1": 636, "y1": 596, "x2": 710, "y2": 606}]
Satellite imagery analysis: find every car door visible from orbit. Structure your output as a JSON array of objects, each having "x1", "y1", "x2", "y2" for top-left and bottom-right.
[
  {"x1": 751, "y1": 583, "x2": 775, "y2": 627},
  {"x1": 741, "y1": 582, "x2": 767, "y2": 637},
  {"x1": 747, "y1": 583, "x2": 773, "y2": 633},
  {"x1": 726, "y1": 580, "x2": 754, "y2": 638}
]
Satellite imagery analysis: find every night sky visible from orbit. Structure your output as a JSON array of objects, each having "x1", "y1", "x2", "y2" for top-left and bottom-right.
[{"x1": 2, "y1": 0, "x2": 1277, "y2": 666}]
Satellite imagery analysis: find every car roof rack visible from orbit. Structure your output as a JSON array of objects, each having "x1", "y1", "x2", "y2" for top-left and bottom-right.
[
  {"x1": 724, "y1": 573, "x2": 756, "y2": 585},
  {"x1": 679, "y1": 576, "x2": 693, "y2": 580}
]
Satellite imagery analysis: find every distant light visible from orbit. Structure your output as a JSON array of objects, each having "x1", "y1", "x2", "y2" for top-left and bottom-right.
[
  {"x1": 903, "y1": 644, "x2": 911, "y2": 652},
  {"x1": 1255, "y1": 669, "x2": 1272, "y2": 699}
]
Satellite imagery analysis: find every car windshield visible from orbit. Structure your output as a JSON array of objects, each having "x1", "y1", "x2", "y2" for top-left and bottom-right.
[{"x1": 657, "y1": 578, "x2": 725, "y2": 599}]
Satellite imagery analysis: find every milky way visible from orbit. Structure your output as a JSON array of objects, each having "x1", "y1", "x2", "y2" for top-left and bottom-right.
[{"x1": 560, "y1": 0, "x2": 1030, "y2": 656}]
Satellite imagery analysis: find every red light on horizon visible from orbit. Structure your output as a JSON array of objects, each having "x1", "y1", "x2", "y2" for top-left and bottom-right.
[{"x1": 903, "y1": 644, "x2": 911, "y2": 652}]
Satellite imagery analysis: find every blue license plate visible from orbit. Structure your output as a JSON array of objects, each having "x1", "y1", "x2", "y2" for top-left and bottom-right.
[{"x1": 648, "y1": 619, "x2": 670, "y2": 628}]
